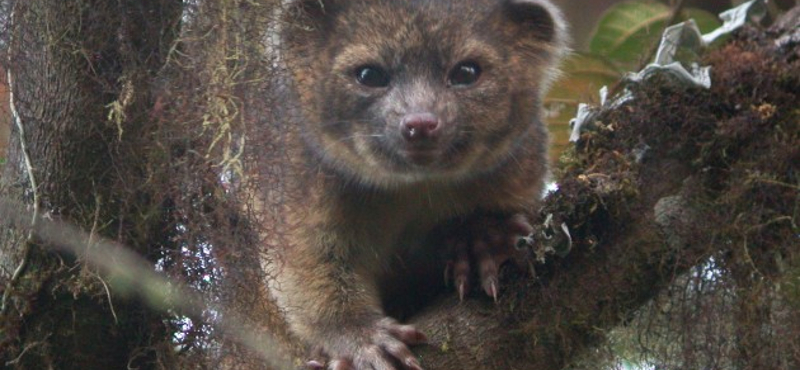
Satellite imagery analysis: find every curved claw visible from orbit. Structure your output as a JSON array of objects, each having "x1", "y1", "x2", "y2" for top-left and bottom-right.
[
  {"x1": 444, "y1": 213, "x2": 534, "y2": 302},
  {"x1": 484, "y1": 279, "x2": 498, "y2": 303},
  {"x1": 383, "y1": 320, "x2": 428, "y2": 345}
]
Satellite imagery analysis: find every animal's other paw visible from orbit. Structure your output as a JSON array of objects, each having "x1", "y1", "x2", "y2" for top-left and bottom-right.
[
  {"x1": 444, "y1": 213, "x2": 532, "y2": 301},
  {"x1": 307, "y1": 317, "x2": 427, "y2": 370}
]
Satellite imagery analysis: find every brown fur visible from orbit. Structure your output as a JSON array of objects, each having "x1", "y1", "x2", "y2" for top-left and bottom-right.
[{"x1": 263, "y1": 0, "x2": 566, "y2": 367}]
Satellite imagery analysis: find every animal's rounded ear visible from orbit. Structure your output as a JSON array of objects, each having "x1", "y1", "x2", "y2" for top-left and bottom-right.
[{"x1": 503, "y1": 0, "x2": 566, "y2": 45}]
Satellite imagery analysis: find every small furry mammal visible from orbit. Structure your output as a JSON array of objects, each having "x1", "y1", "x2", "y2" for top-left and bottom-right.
[{"x1": 268, "y1": 0, "x2": 566, "y2": 368}]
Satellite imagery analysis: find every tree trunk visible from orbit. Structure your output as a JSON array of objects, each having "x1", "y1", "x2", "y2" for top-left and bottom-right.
[{"x1": 0, "y1": 0, "x2": 182, "y2": 368}]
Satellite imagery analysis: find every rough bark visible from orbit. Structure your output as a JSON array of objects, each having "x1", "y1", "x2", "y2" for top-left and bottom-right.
[{"x1": 0, "y1": 0, "x2": 182, "y2": 368}]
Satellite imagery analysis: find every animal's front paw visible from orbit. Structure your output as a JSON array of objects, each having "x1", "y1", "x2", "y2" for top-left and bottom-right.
[
  {"x1": 307, "y1": 317, "x2": 427, "y2": 370},
  {"x1": 444, "y1": 213, "x2": 533, "y2": 301}
]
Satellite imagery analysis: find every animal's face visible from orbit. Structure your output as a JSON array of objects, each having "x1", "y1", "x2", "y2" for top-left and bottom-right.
[{"x1": 283, "y1": 0, "x2": 566, "y2": 187}]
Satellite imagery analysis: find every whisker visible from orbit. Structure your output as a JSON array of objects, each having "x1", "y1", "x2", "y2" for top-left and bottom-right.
[
  {"x1": 335, "y1": 133, "x2": 386, "y2": 143},
  {"x1": 319, "y1": 133, "x2": 388, "y2": 156},
  {"x1": 317, "y1": 118, "x2": 385, "y2": 128}
]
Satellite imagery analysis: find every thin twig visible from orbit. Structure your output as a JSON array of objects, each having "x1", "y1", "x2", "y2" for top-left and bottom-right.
[
  {"x1": 4, "y1": 335, "x2": 49, "y2": 366},
  {"x1": 97, "y1": 274, "x2": 119, "y2": 324},
  {"x1": 86, "y1": 195, "x2": 118, "y2": 324},
  {"x1": 1, "y1": 65, "x2": 41, "y2": 314},
  {"x1": 754, "y1": 178, "x2": 800, "y2": 191},
  {"x1": 86, "y1": 193, "x2": 102, "y2": 257}
]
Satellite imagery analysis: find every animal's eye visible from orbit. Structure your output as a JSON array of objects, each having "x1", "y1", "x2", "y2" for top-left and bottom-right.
[
  {"x1": 447, "y1": 61, "x2": 482, "y2": 87},
  {"x1": 355, "y1": 65, "x2": 390, "y2": 88}
]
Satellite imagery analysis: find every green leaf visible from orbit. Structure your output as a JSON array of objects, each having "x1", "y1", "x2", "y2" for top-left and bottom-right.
[
  {"x1": 589, "y1": 0, "x2": 670, "y2": 68},
  {"x1": 589, "y1": 1, "x2": 722, "y2": 69},
  {"x1": 548, "y1": 53, "x2": 621, "y2": 101},
  {"x1": 682, "y1": 8, "x2": 722, "y2": 34},
  {"x1": 545, "y1": 53, "x2": 621, "y2": 160}
]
